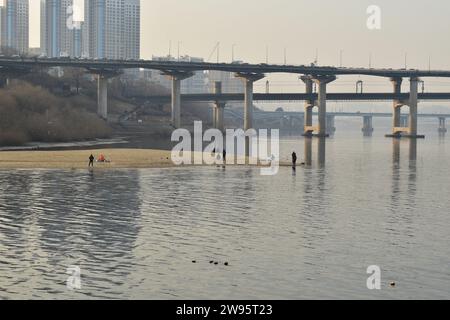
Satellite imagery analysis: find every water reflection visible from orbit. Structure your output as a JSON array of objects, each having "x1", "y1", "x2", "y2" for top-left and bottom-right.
[
  {"x1": 303, "y1": 137, "x2": 326, "y2": 167},
  {"x1": 389, "y1": 138, "x2": 418, "y2": 243},
  {"x1": 1, "y1": 133, "x2": 449, "y2": 300},
  {"x1": 0, "y1": 170, "x2": 143, "y2": 299}
]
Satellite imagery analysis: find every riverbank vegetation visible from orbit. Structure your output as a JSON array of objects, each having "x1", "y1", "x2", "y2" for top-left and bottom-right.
[{"x1": 0, "y1": 82, "x2": 111, "y2": 146}]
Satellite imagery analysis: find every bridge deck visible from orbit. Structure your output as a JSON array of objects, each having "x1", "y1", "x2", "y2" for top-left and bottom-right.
[
  {"x1": 2, "y1": 58, "x2": 450, "y2": 78},
  {"x1": 132, "y1": 92, "x2": 450, "y2": 103}
]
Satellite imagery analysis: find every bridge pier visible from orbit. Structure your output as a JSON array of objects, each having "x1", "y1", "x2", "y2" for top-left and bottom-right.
[
  {"x1": 162, "y1": 71, "x2": 194, "y2": 128},
  {"x1": 236, "y1": 72, "x2": 265, "y2": 157},
  {"x1": 301, "y1": 76, "x2": 314, "y2": 136},
  {"x1": 438, "y1": 117, "x2": 447, "y2": 134},
  {"x1": 90, "y1": 70, "x2": 122, "y2": 121},
  {"x1": 313, "y1": 76, "x2": 336, "y2": 137},
  {"x1": 304, "y1": 137, "x2": 326, "y2": 167},
  {"x1": 362, "y1": 115, "x2": 374, "y2": 136},
  {"x1": 97, "y1": 75, "x2": 108, "y2": 120},
  {"x1": 391, "y1": 77, "x2": 404, "y2": 133},
  {"x1": 212, "y1": 108, "x2": 217, "y2": 128},
  {"x1": 408, "y1": 77, "x2": 419, "y2": 137},
  {"x1": 387, "y1": 77, "x2": 424, "y2": 138},
  {"x1": 172, "y1": 77, "x2": 182, "y2": 128},
  {"x1": 213, "y1": 81, "x2": 225, "y2": 132}
]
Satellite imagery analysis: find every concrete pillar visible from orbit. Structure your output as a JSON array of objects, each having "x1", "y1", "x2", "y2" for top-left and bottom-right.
[
  {"x1": 391, "y1": 77, "x2": 403, "y2": 132},
  {"x1": 213, "y1": 81, "x2": 225, "y2": 132},
  {"x1": 318, "y1": 137, "x2": 326, "y2": 167},
  {"x1": 304, "y1": 137, "x2": 312, "y2": 166},
  {"x1": 326, "y1": 115, "x2": 336, "y2": 136},
  {"x1": 438, "y1": 117, "x2": 447, "y2": 134},
  {"x1": 317, "y1": 81, "x2": 327, "y2": 136},
  {"x1": 97, "y1": 75, "x2": 108, "y2": 120},
  {"x1": 409, "y1": 77, "x2": 419, "y2": 136},
  {"x1": 216, "y1": 106, "x2": 225, "y2": 133},
  {"x1": 301, "y1": 76, "x2": 314, "y2": 136},
  {"x1": 362, "y1": 115, "x2": 374, "y2": 136},
  {"x1": 212, "y1": 108, "x2": 217, "y2": 127},
  {"x1": 393, "y1": 138, "x2": 401, "y2": 164},
  {"x1": 243, "y1": 79, "x2": 254, "y2": 132},
  {"x1": 236, "y1": 73, "x2": 265, "y2": 158},
  {"x1": 171, "y1": 77, "x2": 181, "y2": 128},
  {"x1": 312, "y1": 76, "x2": 336, "y2": 137},
  {"x1": 243, "y1": 79, "x2": 254, "y2": 158},
  {"x1": 162, "y1": 71, "x2": 193, "y2": 129},
  {"x1": 409, "y1": 138, "x2": 417, "y2": 162}
]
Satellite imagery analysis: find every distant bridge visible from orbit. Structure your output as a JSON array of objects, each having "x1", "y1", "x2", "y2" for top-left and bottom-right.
[
  {"x1": 131, "y1": 92, "x2": 450, "y2": 104},
  {"x1": 251, "y1": 111, "x2": 450, "y2": 119}
]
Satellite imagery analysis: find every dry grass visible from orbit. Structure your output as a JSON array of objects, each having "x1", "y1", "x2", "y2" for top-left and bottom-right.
[{"x1": 0, "y1": 82, "x2": 111, "y2": 146}]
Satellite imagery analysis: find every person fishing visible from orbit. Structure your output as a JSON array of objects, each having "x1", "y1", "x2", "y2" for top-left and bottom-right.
[
  {"x1": 292, "y1": 151, "x2": 298, "y2": 168},
  {"x1": 89, "y1": 154, "x2": 95, "y2": 167}
]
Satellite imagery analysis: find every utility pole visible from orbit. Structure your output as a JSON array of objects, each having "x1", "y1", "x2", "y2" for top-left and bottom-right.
[
  {"x1": 232, "y1": 44, "x2": 236, "y2": 62},
  {"x1": 217, "y1": 42, "x2": 220, "y2": 63}
]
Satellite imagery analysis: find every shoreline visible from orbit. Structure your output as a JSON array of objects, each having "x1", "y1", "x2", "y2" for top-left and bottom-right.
[
  {"x1": 0, "y1": 149, "x2": 175, "y2": 169},
  {"x1": 0, "y1": 148, "x2": 295, "y2": 170}
]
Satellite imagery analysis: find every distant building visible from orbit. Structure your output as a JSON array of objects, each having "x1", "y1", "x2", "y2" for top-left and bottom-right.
[
  {"x1": 41, "y1": 0, "x2": 83, "y2": 58},
  {"x1": 71, "y1": 21, "x2": 83, "y2": 57},
  {"x1": 148, "y1": 55, "x2": 208, "y2": 94},
  {"x1": 28, "y1": 47, "x2": 42, "y2": 56},
  {"x1": 1, "y1": 0, "x2": 29, "y2": 55},
  {"x1": 206, "y1": 70, "x2": 245, "y2": 94},
  {"x1": 86, "y1": 0, "x2": 140, "y2": 59}
]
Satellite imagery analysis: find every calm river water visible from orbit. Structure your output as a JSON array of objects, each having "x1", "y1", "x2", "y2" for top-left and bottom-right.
[{"x1": 0, "y1": 118, "x2": 449, "y2": 299}]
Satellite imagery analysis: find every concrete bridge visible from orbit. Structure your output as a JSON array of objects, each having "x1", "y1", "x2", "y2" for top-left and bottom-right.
[
  {"x1": 231, "y1": 110, "x2": 450, "y2": 137},
  {"x1": 130, "y1": 92, "x2": 450, "y2": 103},
  {"x1": 2, "y1": 57, "x2": 450, "y2": 155}
]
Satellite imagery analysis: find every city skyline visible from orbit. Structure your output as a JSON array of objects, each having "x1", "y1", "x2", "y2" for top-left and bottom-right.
[
  {"x1": 2, "y1": 0, "x2": 450, "y2": 93},
  {"x1": 22, "y1": 0, "x2": 450, "y2": 69}
]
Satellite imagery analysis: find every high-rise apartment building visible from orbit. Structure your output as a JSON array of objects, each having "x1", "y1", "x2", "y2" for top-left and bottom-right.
[
  {"x1": 1, "y1": 0, "x2": 29, "y2": 54},
  {"x1": 41, "y1": 0, "x2": 83, "y2": 57},
  {"x1": 85, "y1": 0, "x2": 140, "y2": 60}
]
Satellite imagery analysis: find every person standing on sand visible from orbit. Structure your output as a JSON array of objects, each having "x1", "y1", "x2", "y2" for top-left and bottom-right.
[
  {"x1": 89, "y1": 154, "x2": 95, "y2": 167},
  {"x1": 223, "y1": 149, "x2": 226, "y2": 163},
  {"x1": 292, "y1": 152, "x2": 297, "y2": 168}
]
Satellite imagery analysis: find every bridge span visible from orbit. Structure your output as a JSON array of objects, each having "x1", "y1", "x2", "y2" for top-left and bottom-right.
[
  {"x1": 2, "y1": 57, "x2": 450, "y2": 153},
  {"x1": 132, "y1": 92, "x2": 450, "y2": 103}
]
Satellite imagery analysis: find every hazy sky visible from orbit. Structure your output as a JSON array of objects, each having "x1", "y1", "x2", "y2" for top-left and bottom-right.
[{"x1": 26, "y1": 0, "x2": 450, "y2": 95}]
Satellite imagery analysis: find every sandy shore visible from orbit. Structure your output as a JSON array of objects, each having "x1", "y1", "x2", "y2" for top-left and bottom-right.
[
  {"x1": 0, "y1": 148, "x2": 296, "y2": 170},
  {"x1": 0, "y1": 149, "x2": 175, "y2": 169}
]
